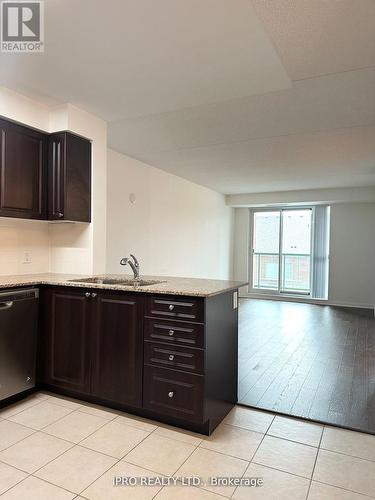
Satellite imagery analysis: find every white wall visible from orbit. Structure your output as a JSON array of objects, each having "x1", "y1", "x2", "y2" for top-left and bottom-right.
[
  {"x1": 329, "y1": 203, "x2": 375, "y2": 308},
  {"x1": 106, "y1": 149, "x2": 233, "y2": 279},
  {"x1": 0, "y1": 87, "x2": 107, "y2": 276},
  {"x1": 232, "y1": 201, "x2": 375, "y2": 308},
  {"x1": 0, "y1": 86, "x2": 50, "y2": 131}
]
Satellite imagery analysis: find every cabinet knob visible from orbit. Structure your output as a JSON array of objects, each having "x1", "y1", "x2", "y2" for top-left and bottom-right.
[
  {"x1": 168, "y1": 355, "x2": 174, "y2": 361},
  {"x1": 85, "y1": 292, "x2": 91, "y2": 298},
  {"x1": 169, "y1": 330, "x2": 174, "y2": 336},
  {"x1": 168, "y1": 391, "x2": 174, "y2": 398},
  {"x1": 58, "y1": 212, "x2": 64, "y2": 218},
  {"x1": 169, "y1": 304, "x2": 174, "y2": 311},
  {"x1": 91, "y1": 293, "x2": 97, "y2": 298}
]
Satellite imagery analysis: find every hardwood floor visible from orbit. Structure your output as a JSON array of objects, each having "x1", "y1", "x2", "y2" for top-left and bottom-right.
[{"x1": 238, "y1": 298, "x2": 375, "y2": 433}]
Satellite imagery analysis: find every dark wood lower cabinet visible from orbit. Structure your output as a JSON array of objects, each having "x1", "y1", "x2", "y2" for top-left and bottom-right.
[
  {"x1": 143, "y1": 365, "x2": 204, "y2": 423},
  {"x1": 42, "y1": 288, "x2": 91, "y2": 393},
  {"x1": 144, "y1": 341, "x2": 204, "y2": 374},
  {"x1": 40, "y1": 288, "x2": 143, "y2": 407},
  {"x1": 91, "y1": 293, "x2": 143, "y2": 408},
  {"x1": 144, "y1": 317, "x2": 205, "y2": 348},
  {"x1": 39, "y1": 287, "x2": 238, "y2": 435},
  {"x1": 143, "y1": 292, "x2": 238, "y2": 433}
]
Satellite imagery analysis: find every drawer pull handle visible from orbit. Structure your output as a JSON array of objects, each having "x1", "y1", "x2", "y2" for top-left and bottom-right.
[
  {"x1": 169, "y1": 330, "x2": 174, "y2": 336},
  {"x1": 168, "y1": 355, "x2": 174, "y2": 361},
  {"x1": 169, "y1": 304, "x2": 174, "y2": 311},
  {"x1": 168, "y1": 391, "x2": 174, "y2": 398}
]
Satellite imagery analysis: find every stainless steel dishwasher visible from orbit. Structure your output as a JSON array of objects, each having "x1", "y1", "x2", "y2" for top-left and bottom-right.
[{"x1": 0, "y1": 288, "x2": 39, "y2": 402}]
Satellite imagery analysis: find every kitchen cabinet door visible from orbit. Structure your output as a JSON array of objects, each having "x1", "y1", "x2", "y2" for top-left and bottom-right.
[
  {"x1": 48, "y1": 132, "x2": 65, "y2": 220},
  {"x1": 42, "y1": 288, "x2": 91, "y2": 394},
  {"x1": 48, "y1": 132, "x2": 91, "y2": 222},
  {"x1": 0, "y1": 118, "x2": 47, "y2": 219},
  {"x1": 91, "y1": 293, "x2": 143, "y2": 408}
]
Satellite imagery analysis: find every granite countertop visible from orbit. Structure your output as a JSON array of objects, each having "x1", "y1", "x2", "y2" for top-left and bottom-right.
[{"x1": 0, "y1": 273, "x2": 248, "y2": 297}]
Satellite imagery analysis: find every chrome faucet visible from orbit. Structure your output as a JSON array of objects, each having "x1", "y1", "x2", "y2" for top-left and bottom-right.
[{"x1": 120, "y1": 254, "x2": 140, "y2": 279}]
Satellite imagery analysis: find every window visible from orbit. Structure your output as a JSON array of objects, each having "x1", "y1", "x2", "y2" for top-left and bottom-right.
[
  {"x1": 250, "y1": 206, "x2": 330, "y2": 298},
  {"x1": 252, "y1": 211, "x2": 280, "y2": 290}
]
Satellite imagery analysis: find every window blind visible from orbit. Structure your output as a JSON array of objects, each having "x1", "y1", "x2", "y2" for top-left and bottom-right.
[{"x1": 312, "y1": 205, "x2": 330, "y2": 299}]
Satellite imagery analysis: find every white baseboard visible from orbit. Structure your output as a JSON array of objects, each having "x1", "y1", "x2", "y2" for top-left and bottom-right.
[
  {"x1": 240, "y1": 292, "x2": 375, "y2": 312},
  {"x1": 325, "y1": 300, "x2": 375, "y2": 311}
]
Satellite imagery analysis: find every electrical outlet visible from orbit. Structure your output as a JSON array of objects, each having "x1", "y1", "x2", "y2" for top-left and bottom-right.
[{"x1": 22, "y1": 252, "x2": 32, "y2": 264}]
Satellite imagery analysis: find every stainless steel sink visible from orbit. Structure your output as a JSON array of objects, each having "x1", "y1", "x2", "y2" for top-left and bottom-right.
[{"x1": 68, "y1": 277, "x2": 165, "y2": 287}]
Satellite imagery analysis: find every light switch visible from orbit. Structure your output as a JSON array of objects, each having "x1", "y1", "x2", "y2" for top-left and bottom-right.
[{"x1": 22, "y1": 252, "x2": 32, "y2": 264}]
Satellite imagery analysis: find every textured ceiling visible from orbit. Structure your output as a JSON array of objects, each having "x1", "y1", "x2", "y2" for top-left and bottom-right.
[
  {"x1": 252, "y1": 0, "x2": 375, "y2": 80},
  {"x1": 1, "y1": 0, "x2": 374, "y2": 194}
]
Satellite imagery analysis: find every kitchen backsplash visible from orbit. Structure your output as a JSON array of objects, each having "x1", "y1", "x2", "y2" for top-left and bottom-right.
[
  {"x1": 0, "y1": 218, "x2": 92, "y2": 276},
  {"x1": 0, "y1": 218, "x2": 50, "y2": 275}
]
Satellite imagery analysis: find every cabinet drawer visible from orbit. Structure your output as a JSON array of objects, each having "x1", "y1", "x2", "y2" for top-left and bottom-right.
[
  {"x1": 144, "y1": 342, "x2": 204, "y2": 374},
  {"x1": 144, "y1": 318, "x2": 204, "y2": 348},
  {"x1": 146, "y1": 296, "x2": 204, "y2": 322},
  {"x1": 143, "y1": 365, "x2": 204, "y2": 423}
]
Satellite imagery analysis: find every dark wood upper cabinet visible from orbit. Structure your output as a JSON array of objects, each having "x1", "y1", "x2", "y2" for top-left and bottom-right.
[
  {"x1": 91, "y1": 293, "x2": 143, "y2": 408},
  {"x1": 42, "y1": 288, "x2": 91, "y2": 394},
  {"x1": 48, "y1": 132, "x2": 91, "y2": 222},
  {"x1": 0, "y1": 117, "x2": 91, "y2": 222},
  {"x1": 0, "y1": 118, "x2": 47, "y2": 219}
]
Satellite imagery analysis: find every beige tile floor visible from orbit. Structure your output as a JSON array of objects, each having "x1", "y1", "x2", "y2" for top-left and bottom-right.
[{"x1": 0, "y1": 393, "x2": 375, "y2": 499}]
